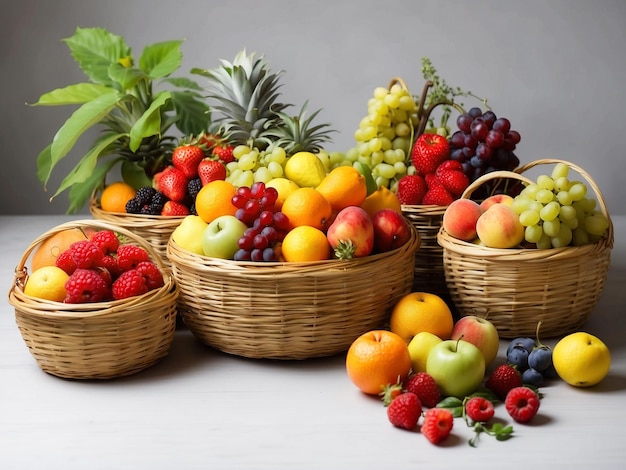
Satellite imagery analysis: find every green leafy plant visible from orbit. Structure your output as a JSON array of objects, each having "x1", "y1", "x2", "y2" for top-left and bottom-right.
[{"x1": 32, "y1": 27, "x2": 211, "y2": 213}]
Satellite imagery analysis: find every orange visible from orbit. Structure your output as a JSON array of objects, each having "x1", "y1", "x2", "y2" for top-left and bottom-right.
[
  {"x1": 31, "y1": 228, "x2": 88, "y2": 271},
  {"x1": 389, "y1": 292, "x2": 454, "y2": 343},
  {"x1": 281, "y1": 187, "x2": 332, "y2": 230},
  {"x1": 281, "y1": 225, "x2": 331, "y2": 262},
  {"x1": 346, "y1": 330, "x2": 412, "y2": 395},
  {"x1": 195, "y1": 180, "x2": 238, "y2": 224},
  {"x1": 24, "y1": 266, "x2": 69, "y2": 302},
  {"x1": 360, "y1": 185, "x2": 402, "y2": 218},
  {"x1": 100, "y1": 181, "x2": 137, "y2": 213},
  {"x1": 316, "y1": 165, "x2": 367, "y2": 212},
  {"x1": 266, "y1": 177, "x2": 300, "y2": 210}
]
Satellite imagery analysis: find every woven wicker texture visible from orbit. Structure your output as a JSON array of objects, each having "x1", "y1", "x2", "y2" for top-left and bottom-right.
[
  {"x1": 167, "y1": 225, "x2": 420, "y2": 359},
  {"x1": 8, "y1": 219, "x2": 179, "y2": 379},
  {"x1": 437, "y1": 159, "x2": 613, "y2": 338}
]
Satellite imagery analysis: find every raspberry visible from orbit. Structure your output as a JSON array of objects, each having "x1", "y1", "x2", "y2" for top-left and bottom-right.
[
  {"x1": 465, "y1": 396, "x2": 495, "y2": 423},
  {"x1": 404, "y1": 372, "x2": 440, "y2": 408},
  {"x1": 485, "y1": 364, "x2": 523, "y2": 400},
  {"x1": 135, "y1": 261, "x2": 164, "y2": 290},
  {"x1": 68, "y1": 240, "x2": 104, "y2": 269},
  {"x1": 100, "y1": 254, "x2": 123, "y2": 279},
  {"x1": 90, "y1": 230, "x2": 119, "y2": 255},
  {"x1": 64, "y1": 268, "x2": 111, "y2": 303},
  {"x1": 387, "y1": 392, "x2": 422, "y2": 430},
  {"x1": 55, "y1": 249, "x2": 77, "y2": 275},
  {"x1": 421, "y1": 408, "x2": 454, "y2": 444},
  {"x1": 116, "y1": 244, "x2": 150, "y2": 270},
  {"x1": 505, "y1": 387, "x2": 540, "y2": 423},
  {"x1": 112, "y1": 269, "x2": 149, "y2": 300}
]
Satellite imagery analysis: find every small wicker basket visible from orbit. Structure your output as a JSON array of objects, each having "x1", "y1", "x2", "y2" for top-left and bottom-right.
[
  {"x1": 166, "y1": 224, "x2": 420, "y2": 360},
  {"x1": 437, "y1": 159, "x2": 613, "y2": 338},
  {"x1": 8, "y1": 219, "x2": 179, "y2": 379}
]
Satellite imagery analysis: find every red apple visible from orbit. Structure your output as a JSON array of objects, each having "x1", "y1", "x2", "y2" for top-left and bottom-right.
[
  {"x1": 371, "y1": 209, "x2": 412, "y2": 253},
  {"x1": 327, "y1": 206, "x2": 374, "y2": 258},
  {"x1": 450, "y1": 315, "x2": 500, "y2": 367}
]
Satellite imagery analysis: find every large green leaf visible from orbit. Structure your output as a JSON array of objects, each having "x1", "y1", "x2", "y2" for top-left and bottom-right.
[
  {"x1": 170, "y1": 90, "x2": 211, "y2": 136},
  {"x1": 49, "y1": 90, "x2": 122, "y2": 170},
  {"x1": 108, "y1": 63, "x2": 147, "y2": 92},
  {"x1": 165, "y1": 76, "x2": 204, "y2": 91},
  {"x1": 139, "y1": 40, "x2": 183, "y2": 80},
  {"x1": 121, "y1": 160, "x2": 153, "y2": 188},
  {"x1": 36, "y1": 144, "x2": 53, "y2": 187},
  {"x1": 32, "y1": 83, "x2": 114, "y2": 106},
  {"x1": 66, "y1": 159, "x2": 122, "y2": 214},
  {"x1": 129, "y1": 91, "x2": 171, "y2": 151},
  {"x1": 63, "y1": 27, "x2": 131, "y2": 86}
]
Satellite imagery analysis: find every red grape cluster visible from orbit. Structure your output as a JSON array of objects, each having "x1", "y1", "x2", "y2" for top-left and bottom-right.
[
  {"x1": 232, "y1": 182, "x2": 290, "y2": 262},
  {"x1": 449, "y1": 107, "x2": 521, "y2": 185}
]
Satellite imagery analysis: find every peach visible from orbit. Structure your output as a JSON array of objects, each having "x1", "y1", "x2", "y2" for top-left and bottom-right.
[
  {"x1": 480, "y1": 194, "x2": 514, "y2": 211},
  {"x1": 442, "y1": 199, "x2": 484, "y2": 241},
  {"x1": 476, "y1": 203, "x2": 524, "y2": 248}
]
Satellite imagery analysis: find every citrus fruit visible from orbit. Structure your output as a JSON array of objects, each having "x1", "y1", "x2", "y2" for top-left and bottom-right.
[
  {"x1": 266, "y1": 177, "x2": 300, "y2": 210},
  {"x1": 316, "y1": 165, "x2": 367, "y2": 212},
  {"x1": 280, "y1": 225, "x2": 330, "y2": 262},
  {"x1": 552, "y1": 332, "x2": 611, "y2": 387},
  {"x1": 195, "y1": 180, "x2": 238, "y2": 224},
  {"x1": 24, "y1": 266, "x2": 70, "y2": 302},
  {"x1": 100, "y1": 181, "x2": 137, "y2": 213},
  {"x1": 284, "y1": 151, "x2": 327, "y2": 188},
  {"x1": 346, "y1": 330, "x2": 412, "y2": 395},
  {"x1": 281, "y1": 187, "x2": 332, "y2": 230},
  {"x1": 360, "y1": 186, "x2": 402, "y2": 218},
  {"x1": 31, "y1": 228, "x2": 89, "y2": 271},
  {"x1": 389, "y1": 292, "x2": 454, "y2": 343}
]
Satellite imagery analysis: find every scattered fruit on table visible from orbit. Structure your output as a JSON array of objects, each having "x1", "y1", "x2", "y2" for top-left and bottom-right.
[
  {"x1": 389, "y1": 292, "x2": 454, "y2": 344},
  {"x1": 504, "y1": 387, "x2": 540, "y2": 423},
  {"x1": 552, "y1": 332, "x2": 611, "y2": 387},
  {"x1": 421, "y1": 408, "x2": 454, "y2": 444},
  {"x1": 485, "y1": 364, "x2": 523, "y2": 401},
  {"x1": 387, "y1": 392, "x2": 422, "y2": 430},
  {"x1": 404, "y1": 371, "x2": 440, "y2": 408},
  {"x1": 450, "y1": 315, "x2": 500, "y2": 368}
]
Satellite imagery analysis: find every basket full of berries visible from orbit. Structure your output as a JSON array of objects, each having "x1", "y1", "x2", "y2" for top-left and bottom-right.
[
  {"x1": 8, "y1": 219, "x2": 178, "y2": 379},
  {"x1": 436, "y1": 159, "x2": 613, "y2": 338}
]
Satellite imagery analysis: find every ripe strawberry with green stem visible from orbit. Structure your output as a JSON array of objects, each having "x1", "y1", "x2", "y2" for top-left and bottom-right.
[
  {"x1": 212, "y1": 144, "x2": 235, "y2": 163},
  {"x1": 411, "y1": 133, "x2": 450, "y2": 175},
  {"x1": 157, "y1": 166, "x2": 188, "y2": 202},
  {"x1": 395, "y1": 174, "x2": 427, "y2": 205},
  {"x1": 198, "y1": 159, "x2": 227, "y2": 186},
  {"x1": 172, "y1": 145, "x2": 205, "y2": 178}
]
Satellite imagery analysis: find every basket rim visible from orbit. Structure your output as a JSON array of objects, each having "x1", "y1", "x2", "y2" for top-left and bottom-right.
[{"x1": 90, "y1": 198, "x2": 185, "y2": 227}]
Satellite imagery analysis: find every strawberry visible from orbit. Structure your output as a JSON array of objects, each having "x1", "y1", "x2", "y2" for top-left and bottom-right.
[
  {"x1": 464, "y1": 396, "x2": 495, "y2": 423},
  {"x1": 161, "y1": 200, "x2": 191, "y2": 216},
  {"x1": 436, "y1": 169, "x2": 469, "y2": 197},
  {"x1": 157, "y1": 166, "x2": 188, "y2": 202},
  {"x1": 485, "y1": 364, "x2": 523, "y2": 400},
  {"x1": 404, "y1": 372, "x2": 440, "y2": 408},
  {"x1": 505, "y1": 386, "x2": 540, "y2": 423},
  {"x1": 411, "y1": 133, "x2": 450, "y2": 175},
  {"x1": 422, "y1": 184, "x2": 454, "y2": 206},
  {"x1": 395, "y1": 174, "x2": 427, "y2": 205},
  {"x1": 435, "y1": 160, "x2": 464, "y2": 175},
  {"x1": 387, "y1": 392, "x2": 422, "y2": 430},
  {"x1": 212, "y1": 144, "x2": 235, "y2": 163},
  {"x1": 198, "y1": 159, "x2": 227, "y2": 186},
  {"x1": 421, "y1": 408, "x2": 454, "y2": 444},
  {"x1": 172, "y1": 145, "x2": 205, "y2": 179}
]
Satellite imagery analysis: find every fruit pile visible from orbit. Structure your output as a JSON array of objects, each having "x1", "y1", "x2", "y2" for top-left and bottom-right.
[
  {"x1": 345, "y1": 291, "x2": 611, "y2": 446},
  {"x1": 442, "y1": 162, "x2": 611, "y2": 249},
  {"x1": 24, "y1": 228, "x2": 164, "y2": 303}
]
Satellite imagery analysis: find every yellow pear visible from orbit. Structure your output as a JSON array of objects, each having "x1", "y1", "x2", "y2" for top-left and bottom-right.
[
  {"x1": 171, "y1": 215, "x2": 209, "y2": 255},
  {"x1": 408, "y1": 331, "x2": 443, "y2": 373}
]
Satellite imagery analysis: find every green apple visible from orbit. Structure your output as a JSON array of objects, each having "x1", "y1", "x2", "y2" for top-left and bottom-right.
[
  {"x1": 171, "y1": 215, "x2": 209, "y2": 255},
  {"x1": 408, "y1": 331, "x2": 442, "y2": 373},
  {"x1": 202, "y1": 215, "x2": 248, "y2": 259},
  {"x1": 426, "y1": 338, "x2": 485, "y2": 399}
]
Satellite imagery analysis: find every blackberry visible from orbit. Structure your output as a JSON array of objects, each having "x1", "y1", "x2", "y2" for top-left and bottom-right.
[
  {"x1": 151, "y1": 191, "x2": 167, "y2": 207},
  {"x1": 125, "y1": 198, "x2": 143, "y2": 214},
  {"x1": 187, "y1": 178, "x2": 202, "y2": 199},
  {"x1": 140, "y1": 203, "x2": 163, "y2": 215},
  {"x1": 135, "y1": 186, "x2": 157, "y2": 205}
]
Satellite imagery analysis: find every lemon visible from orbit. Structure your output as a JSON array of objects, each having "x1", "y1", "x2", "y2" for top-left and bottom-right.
[
  {"x1": 408, "y1": 331, "x2": 442, "y2": 373},
  {"x1": 266, "y1": 177, "x2": 300, "y2": 209},
  {"x1": 284, "y1": 152, "x2": 327, "y2": 188},
  {"x1": 552, "y1": 332, "x2": 611, "y2": 387},
  {"x1": 24, "y1": 266, "x2": 69, "y2": 302},
  {"x1": 171, "y1": 215, "x2": 208, "y2": 255}
]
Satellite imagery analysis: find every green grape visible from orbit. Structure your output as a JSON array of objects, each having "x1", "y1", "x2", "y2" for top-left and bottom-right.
[
  {"x1": 376, "y1": 163, "x2": 397, "y2": 180},
  {"x1": 540, "y1": 201, "x2": 560, "y2": 221},
  {"x1": 559, "y1": 204, "x2": 577, "y2": 221},
  {"x1": 572, "y1": 226, "x2": 590, "y2": 246},
  {"x1": 551, "y1": 162, "x2": 569, "y2": 179},
  {"x1": 512, "y1": 196, "x2": 533, "y2": 214},
  {"x1": 553, "y1": 176, "x2": 571, "y2": 192},
  {"x1": 233, "y1": 145, "x2": 251, "y2": 159},
  {"x1": 519, "y1": 209, "x2": 541, "y2": 226},
  {"x1": 584, "y1": 213, "x2": 609, "y2": 236},
  {"x1": 393, "y1": 161, "x2": 407, "y2": 176},
  {"x1": 253, "y1": 167, "x2": 273, "y2": 183},
  {"x1": 536, "y1": 188, "x2": 555, "y2": 204},
  {"x1": 556, "y1": 190, "x2": 572, "y2": 206},
  {"x1": 267, "y1": 161, "x2": 284, "y2": 178},
  {"x1": 542, "y1": 219, "x2": 561, "y2": 237},
  {"x1": 551, "y1": 225, "x2": 573, "y2": 248},
  {"x1": 520, "y1": 183, "x2": 539, "y2": 200},
  {"x1": 536, "y1": 233, "x2": 553, "y2": 249},
  {"x1": 568, "y1": 182, "x2": 587, "y2": 201},
  {"x1": 238, "y1": 153, "x2": 258, "y2": 171},
  {"x1": 525, "y1": 224, "x2": 543, "y2": 243},
  {"x1": 395, "y1": 122, "x2": 411, "y2": 137},
  {"x1": 537, "y1": 174, "x2": 555, "y2": 190}
]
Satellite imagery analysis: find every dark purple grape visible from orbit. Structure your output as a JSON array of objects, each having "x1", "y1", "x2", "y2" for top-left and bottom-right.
[
  {"x1": 262, "y1": 247, "x2": 277, "y2": 261},
  {"x1": 464, "y1": 134, "x2": 478, "y2": 149},
  {"x1": 262, "y1": 187, "x2": 279, "y2": 206},
  {"x1": 234, "y1": 249, "x2": 252, "y2": 261},
  {"x1": 485, "y1": 129, "x2": 505, "y2": 148},
  {"x1": 244, "y1": 199, "x2": 261, "y2": 219},
  {"x1": 462, "y1": 146, "x2": 475, "y2": 158},
  {"x1": 251, "y1": 248, "x2": 264, "y2": 262},
  {"x1": 250, "y1": 182, "x2": 266, "y2": 198},
  {"x1": 237, "y1": 186, "x2": 252, "y2": 199},
  {"x1": 468, "y1": 107, "x2": 483, "y2": 118},
  {"x1": 456, "y1": 114, "x2": 473, "y2": 133},
  {"x1": 506, "y1": 130, "x2": 521, "y2": 144},
  {"x1": 450, "y1": 148, "x2": 466, "y2": 161},
  {"x1": 492, "y1": 117, "x2": 511, "y2": 134},
  {"x1": 238, "y1": 235, "x2": 254, "y2": 251},
  {"x1": 470, "y1": 155, "x2": 486, "y2": 168},
  {"x1": 258, "y1": 210, "x2": 274, "y2": 227},
  {"x1": 476, "y1": 142, "x2": 493, "y2": 161},
  {"x1": 501, "y1": 139, "x2": 517, "y2": 152},
  {"x1": 273, "y1": 212, "x2": 290, "y2": 231},
  {"x1": 244, "y1": 226, "x2": 259, "y2": 238},
  {"x1": 261, "y1": 226, "x2": 278, "y2": 244},
  {"x1": 231, "y1": 194, "x2": 248, "y2": 209},
  {"x1": 449, "y1": 130, "x2": 466, "y2": 148},
  {"x1": 481, "y1": 110, "x2": 497, "y2": 128},
  {"x1": 235, "y1": 207, "x2": 248, "y2": 223},
  {"x1": 470, "y1": 120, "x2": 489, "y2": 140},
  {"x1": 253, "y1": 234, "x2": 269, "y2": 250}
]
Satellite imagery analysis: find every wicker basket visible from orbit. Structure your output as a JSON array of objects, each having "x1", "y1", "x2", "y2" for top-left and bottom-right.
[
  {"x1": 437, "y1": 159, "x2": 613, "y2": 338},
  {"x1": 166, "y1": 224, "x2": 420, "y2": 360},
  {"x1": 8, "y1": 219, "x2": 179, "y2": 379},
  {"x1": 90, "y1": 198, "x2": 184, "y2": 270}
]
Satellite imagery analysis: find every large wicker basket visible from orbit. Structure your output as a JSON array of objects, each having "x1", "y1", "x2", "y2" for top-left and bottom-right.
[
  {"x1": 437, "y1": 159, "x2": 613, "y2": 338},
  {"x1": 166, "y1": 224, "x2": 420, "y2": 360},
  {"x1": 8, "y1": 219, "x2": 179, "y2": 379}
]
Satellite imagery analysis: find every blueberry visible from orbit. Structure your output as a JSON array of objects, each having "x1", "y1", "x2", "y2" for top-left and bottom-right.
[
  {"x1": 506, "y1": 337, "x2": 536, "y2": 356},
  {"x1": 528, "y1": 346, "x2": 552, "y2": 372},
  {"x1": 507, "y1": 345, "x2": 530, "y2": 371},
  {"x1": 522, "y1": 368, "x2": 544, "y2": 386},
  {"x1": 542, "y1": 362, "x2": 559, "y2": 380}
]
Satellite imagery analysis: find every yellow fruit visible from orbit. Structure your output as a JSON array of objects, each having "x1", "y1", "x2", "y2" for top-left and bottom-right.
[
  {"x1": 284, "y1": 151, "x2": 327, "y2": 188},
  {"x1": 553, "y1": 332, "x2": 611, "y2": 387},
  {"x1": 407, "y1": 331, "x2": 443, "y2": 373},
  {"x1": 281, "y1": 225, "x2": 331, "y2": 262},
  {"x1": 360, "y1": 186, "x2": 402, "y2": 219},
  {"x1": 266, "y1": 177, "x2": 300, "y2": 210},
  {"x1": 195, "y1": 180, "x2": 238, "y2": 224},
  {"x1": 171, "y1": 215, "x2": 209, "y2": 255},
  {"x1": 24, "y1": 266, "x2": 70, "y2": 302},
  {"x1": 31, "y1": 228, "x2": 89, "y2": 271},
  {"x1": 389, "y1": 292, "x2": 454, "y2": 343},
  {"x1": 316, "y1": 165, "x2": 367, "y2": 212},
  {"x1": 100, "y1": 181, "x2": 137, "y2": 213},
  {"x1": 281, "y1": 187, "x2": 333, "y2": 231}
]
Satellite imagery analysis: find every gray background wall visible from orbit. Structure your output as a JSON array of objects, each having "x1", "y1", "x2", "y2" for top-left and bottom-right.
[{"x1": 1, "y1": 0, "x2": 624, "y2": 215}]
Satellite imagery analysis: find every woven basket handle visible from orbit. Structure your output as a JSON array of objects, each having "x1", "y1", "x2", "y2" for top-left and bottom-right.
[{"x1": 460, "y1": 170, "x2": 534, "y2": 200}]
